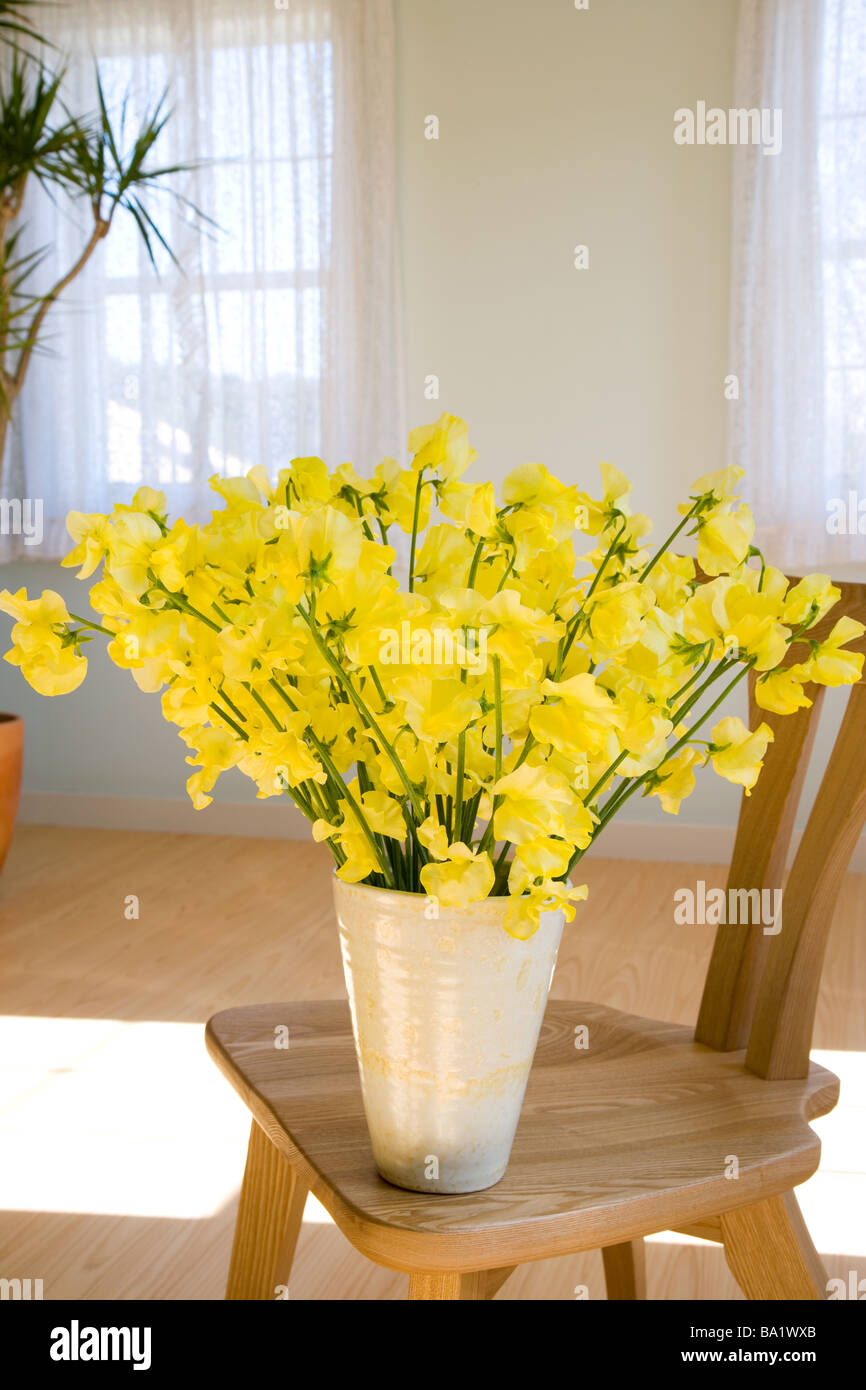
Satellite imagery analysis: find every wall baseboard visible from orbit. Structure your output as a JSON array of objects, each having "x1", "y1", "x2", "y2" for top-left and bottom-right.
[
  {"x1": 584, "y1": 820, "x2": 866, "y2": 873},
  {"x1": 17, "y1": 792, "x2": 866, "y2": 873},
  {"x1": 18, "y1": 792, "x2": 309, "y2": 839}
]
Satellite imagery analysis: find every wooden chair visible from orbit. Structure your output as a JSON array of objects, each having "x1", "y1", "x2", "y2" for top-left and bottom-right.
[{"x1": 206, "y1": 580, "x2": 866, "y2": 1300}]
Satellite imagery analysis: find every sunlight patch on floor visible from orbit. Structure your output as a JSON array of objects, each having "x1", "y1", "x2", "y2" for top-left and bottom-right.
[{"x1": 0, "y1": 1016, "x2": 251, "y2": 1219}]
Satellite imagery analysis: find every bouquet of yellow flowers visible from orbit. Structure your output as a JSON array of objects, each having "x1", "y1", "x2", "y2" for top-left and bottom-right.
[{"x1": 1, "y1": 414, "x2": 862, "y2": 936}]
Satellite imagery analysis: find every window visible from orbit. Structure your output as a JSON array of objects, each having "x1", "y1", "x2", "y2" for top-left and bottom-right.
[
  {"x1": 729, "y1": 0, "x2": 866, "y2": 571},
  {"x1": 2, "y1": 0, "x2": 403, "y2": 557},
  {"x1": 820, "y1": 0, "x2": 866, "y2": 510}
]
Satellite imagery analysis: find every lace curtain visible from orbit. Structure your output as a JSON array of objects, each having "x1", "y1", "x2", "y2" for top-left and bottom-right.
[
  {"x1": 2, "y1": 0, "x2": 404, "y2": 558},
  {"x1": 730, "y1": 0, "x2": 866, "y2": 571}
]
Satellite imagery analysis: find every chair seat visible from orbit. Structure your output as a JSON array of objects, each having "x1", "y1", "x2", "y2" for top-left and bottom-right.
[{"x1": 206, "y1": 999, "x2": 839, "y2": 1274}]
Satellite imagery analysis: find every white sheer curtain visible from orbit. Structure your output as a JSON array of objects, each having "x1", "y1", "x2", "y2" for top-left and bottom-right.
[
  {"x1": 730, "y1": 0, "x2": 866, "y2": 572},
  {"x1": 2, "y1": 0, "x2": 404, "y2": 558}
]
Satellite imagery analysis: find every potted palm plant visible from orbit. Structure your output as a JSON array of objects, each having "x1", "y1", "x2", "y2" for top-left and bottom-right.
[{"x1": 0, "y1": 0, "x2": 201, "y2": 870}]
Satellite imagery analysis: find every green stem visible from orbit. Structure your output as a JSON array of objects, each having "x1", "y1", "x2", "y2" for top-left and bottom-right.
[
  {"x1": 210, "y1": 702, "x2": 249, "y2": 742},
  {"x1": 592, "y1": 657, "x2": 736, "y2": 831},
  {"x1": 670, "y1": 656, "x2": 735, "y2": 726},
  {"x1": 668, "y1": 643, "x2": 713, "y2": 707},
  {"x1": 299, "y1": 608, "x2": 425, "y2": 822},
  {"x1": 217, "y1": 685, "x2": 247, "y2": 725},
  {"x1": 454, "y1": 733, "x2": 467, "y2": 840},
  {"x1": 478, "y1": 656, "x2": 503, "y2": 855},
  {"x1": 151, "y1": 581, "x2": 222, "y2": 632},
  {"x1": 268, "y1": 673, "x2": 398, "y2": 888},
  {"x1": 407, "y1": 468, "x2": 427, "y2": 594},
  {"x1": 69, "y1": 613, "x2": 113, "y2": 636},
  {"x1": 566, "y1": 658, "x2": 755, "y2": 877},
  {"x1": 246, "y1": 683, "x2": 283, "y2": 732},
  {"x1": 495, "y1": 549, "x2": 517, "y2": 593},
  {"x1": 453, "y1": 539, "x2": 487, "y2": 837},
  {"x1": 554, "y1": 518, "x2": 627, "y2": 679},
  {"x1": 584, "y1": 749, "x2": 627, "y2": 805},
  {"x1": 638, "y1": 499, "x2": 700, "y2": 582},
  {"x1": 492, "y1": 838, "x2": 512, "y2": 893}
]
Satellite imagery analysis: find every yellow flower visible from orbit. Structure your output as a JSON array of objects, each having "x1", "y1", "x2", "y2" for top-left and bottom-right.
[
  {"x1": 710, "y1": 716, "x2": 774, "y2": 794},
  {"x1": 685, "y1": 465, "x2": 744, "y2": 508},
  {"x1": 683, "y1": 574, "x2": 788, "y2": 669},
  {"x1": 574, "y1": 463, "x2": 634, "y2": 539},
  {"x1": 648, "y1": 746, "x2": 707, "y2": 814},
  {"x1": 376, "y1": 457, "x2": 433, "y2": 533},
  {"x1": 311, "y1": 785, "x2": 403, "y2": 880},
  {"x1": 412, "y1": 522, "x2": 473, "y2": 588},
  {"x1": 3, "y1": 637, "x2": 87, "y2": 696},
  {"x1": 482, "y1": 588, "x2": 562, "y2": 678},
  {"x1": 696, "y1": 504, "x2": 755, "y2": 577},
  {"x1": 389, "y1": 672, "x2": 480, "y2": 743},
  {"x1": 289, "y1": 456, "x2": 332, "y2": 504},
  {"x1": 322, "y1": 552, "x2": 408, "y2": 667},
  {"x1": 584, "y1": 581, "x2": 653, "y2": 658},
  {"x1": 715, "y1": 580, "x2": 789, "y2": 670},
  {"x1": 503, "y1": 463, "x2": 579, "y2": 537},
  {"x1": 409, "y1": 413, "x2": 476, "y2": 480},
  {"x1": 420, "y1": 843, "x2": 495, "y2": 905},
  {"x1": 106, "y1": 512, "x2": 165, "y2": 596},
  {"x1": 466, "y1": 482, "x2": 498, "y2": 538},
  {"x1": 0, "y1": 588, "x2": 87, "y2": 695},
  {"x1": 107, "y1": 611, "x2": 183, "y2": 692},
  {"x1": 504, "y1": 878, "x2": 588, "y2": 939},
  {"x1": 493, "y1": 761, "x2": 594, "y2": 847},
  {"x1": 782, "y1": 575, "x2": 840, "y2": 628},
  {"x1": 530, "y1": 672, "x2": 623, "y2": 758},
  {"x1": 237, "y1": 717, "x2": 325, "y2": 797},
  {"x1": 209, "y1": 474, "x2": 264, "y2": 513},
  {"x1": 354, "y1": 786, "x2": 406, "y2": 839},
  {"x1": 798, "y1": 616, "x2": 864, "y2": 687},
  {"x1": 292, "y1": 505, "x2": 363, "y2": 587},
  {"x1": 643, "y1": 552, "x2": 695, "y2": 612},
  {"x1": 182, "y1": 724, "x2": 241, "y2": 808},
  {"x1": 418, "y1": 814, "x2": 450, "y2": 860},
  {"x1": 616, "y1": 691, "x2": 674, "y2": 776},
  {"x1": 63, "y1": 511, "x2": 112, "y2": 578},
  {"x1": 754, "y1": 667, "x2": 813, "y2": 715},
  {"x1": 114, "y1": 485, "x2": 167, "y2": 519},
  {"x1": 313, "y1": 813, "x2": 381, "y2": 884},
  {"x1": 510, "y1": 836, "x2": 573, "y2": 885}
]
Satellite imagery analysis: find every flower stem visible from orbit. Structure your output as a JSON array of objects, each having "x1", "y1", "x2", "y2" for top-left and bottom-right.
[
  {"x1": 407, "y1": 468, "x2": 426, "y2": 593},
  {"x1": 638, "y1": 499, "x2": 700, "y2": 582},
  {"x1": 268, "y1": 674, "x2": 395, "y2": 887},
  {"x1": 69, "y1": 613, "x2": 113, "y2": 636},
  {"x1": 566, "y1": 657, "x2": 755, "y2": 877}
]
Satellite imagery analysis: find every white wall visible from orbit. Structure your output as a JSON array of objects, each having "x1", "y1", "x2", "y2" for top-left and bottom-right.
[
  {"x1": 396, "y1": 0, "x2": 738, "y2": 521},
  {"x1": 3, "y1": 0, "x2": 853, "y2": 861}
]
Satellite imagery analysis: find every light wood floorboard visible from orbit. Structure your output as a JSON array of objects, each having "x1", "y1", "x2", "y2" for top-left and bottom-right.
[{"x1": 0, "y1": 827, "x2": 862, "y2": 1299}]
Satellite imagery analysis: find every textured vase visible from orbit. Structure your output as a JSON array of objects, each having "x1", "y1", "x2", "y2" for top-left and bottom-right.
[
  {"x1": 334, "y1": 877, "x2": 565, "y2": 1194},
  {"x1": 0, "y1": 714, "x2": 22, "y2": 874}
]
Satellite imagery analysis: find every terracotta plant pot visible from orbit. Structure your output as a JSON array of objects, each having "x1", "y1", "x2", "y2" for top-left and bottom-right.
[
  {"x1": 0, "y1": 713, "x2": 23, "y2": 872},
  {"x1": 334, "y1": 876, "x2": 565, "y2": 1194}
]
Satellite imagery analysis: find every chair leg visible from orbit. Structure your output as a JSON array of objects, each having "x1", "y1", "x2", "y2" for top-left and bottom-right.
[
  {"x1": 720, "y1": 1191, "x2": 827, "y2": 1300},
  {"x1": 226, "y1": 1119, "x2": 309, "y2": 1300},
  {"x1": 602, "y1": 1239, "x2": 647, "y2": 1299},
  {"x1": 408, "y1": 1267, "x2": 516, "y2": 1300},
  {"x1": 483, "y1": 1266, "x2": 517, "y2": 1298}
]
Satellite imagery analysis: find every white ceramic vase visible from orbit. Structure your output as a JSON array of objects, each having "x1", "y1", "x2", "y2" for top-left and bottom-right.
[{"x1": 334, "y1": 877, "x2": 565, "y2": 1194}]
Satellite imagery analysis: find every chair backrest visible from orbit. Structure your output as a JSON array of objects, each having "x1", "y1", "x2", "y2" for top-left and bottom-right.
[{"x1": 694, "y1": 579, "x2": 866, "y2": 1079}]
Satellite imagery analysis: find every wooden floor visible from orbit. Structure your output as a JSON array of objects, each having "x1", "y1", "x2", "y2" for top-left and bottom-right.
[{"x1": 0, "y1": 826, "x2": 863, "y2": 1300}]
